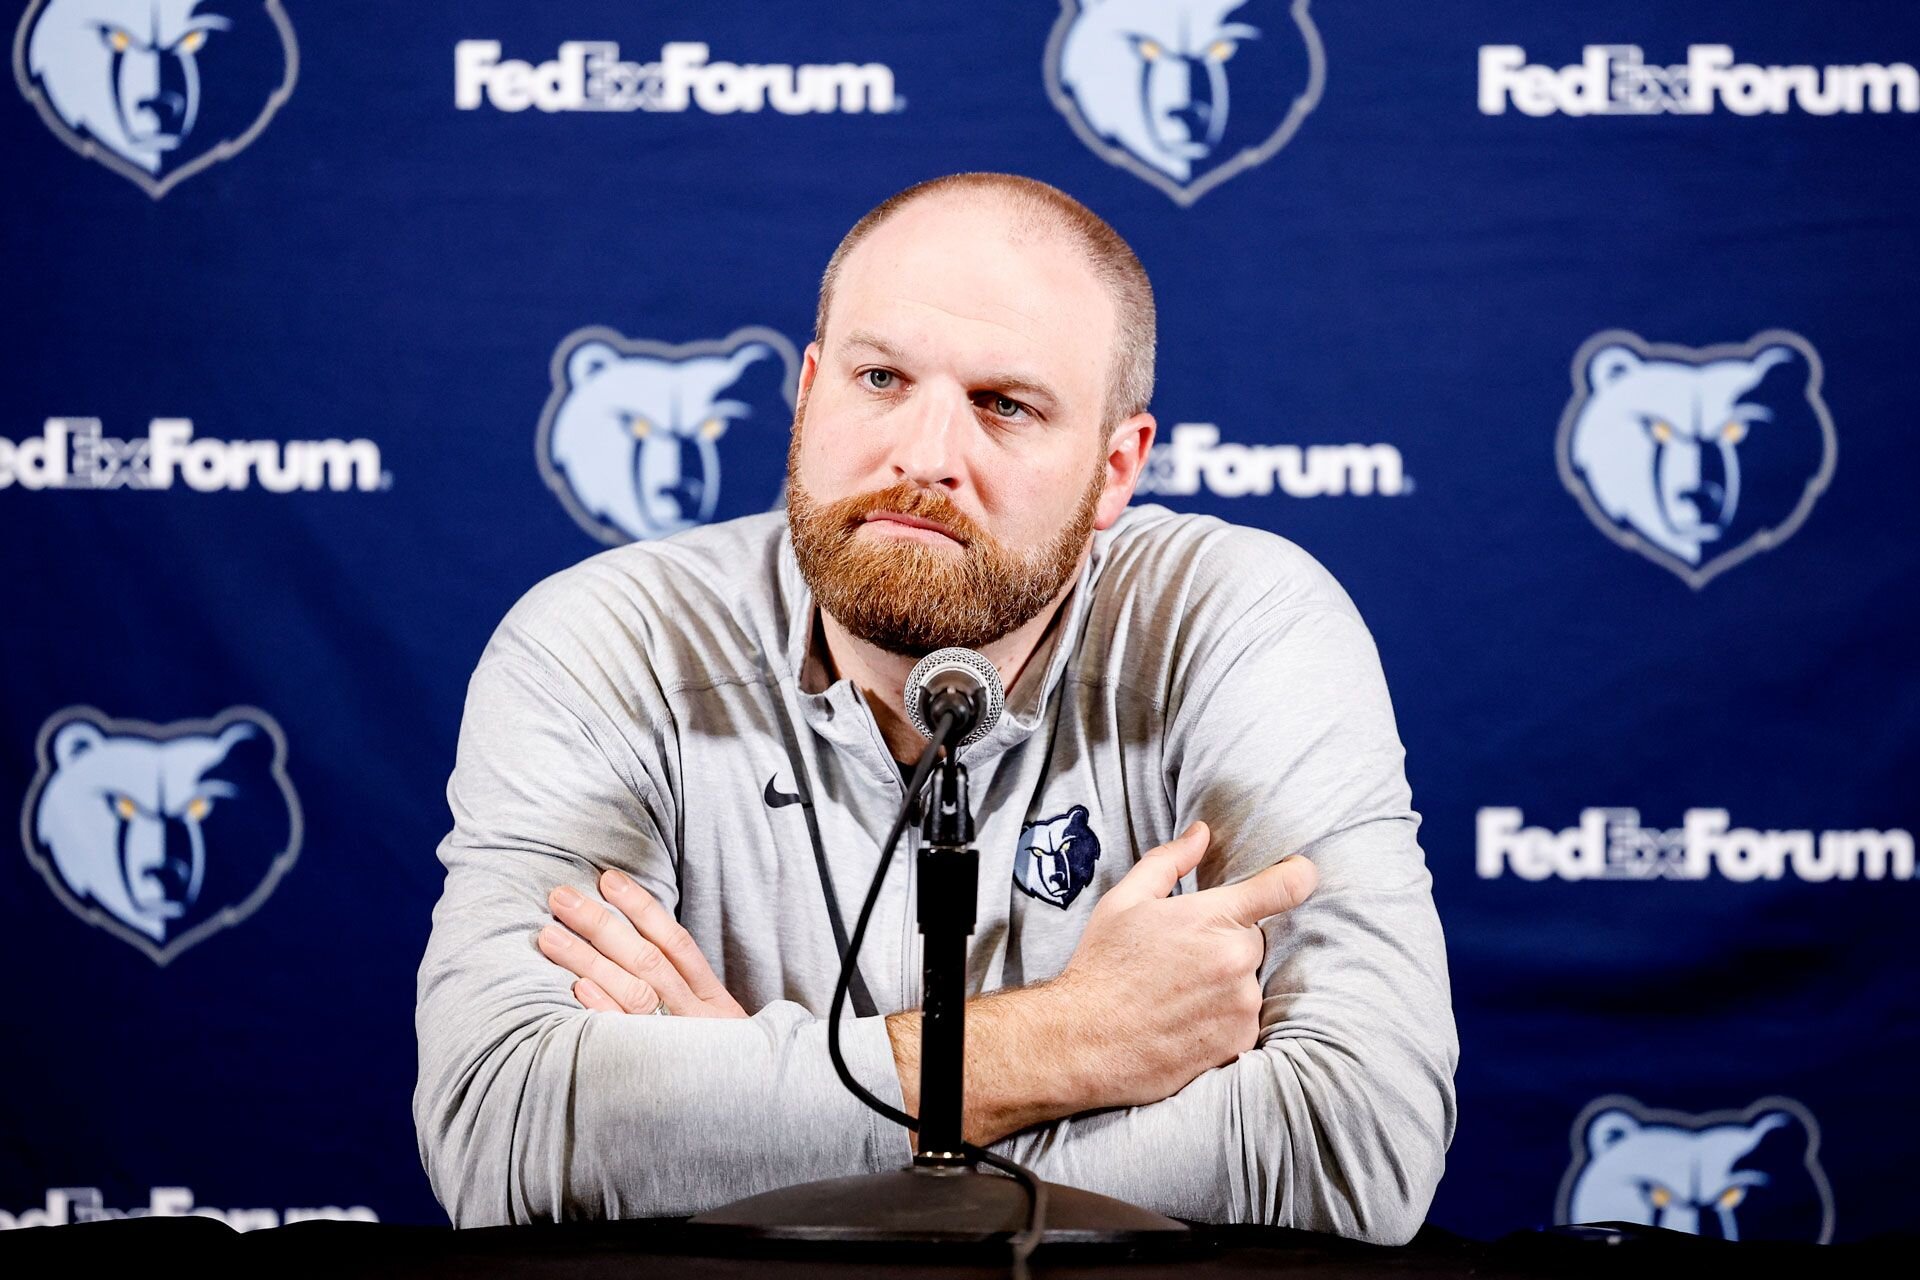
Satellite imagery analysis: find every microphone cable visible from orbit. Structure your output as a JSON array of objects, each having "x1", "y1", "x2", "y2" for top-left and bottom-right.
[{"x1": 824, "y1": 710, "x2": 1048, "y2": 1277}]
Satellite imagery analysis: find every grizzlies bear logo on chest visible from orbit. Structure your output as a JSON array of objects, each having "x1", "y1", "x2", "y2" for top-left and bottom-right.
[{"x1": 1013, "y1": 805, "x2": 1102, "y2": 909}]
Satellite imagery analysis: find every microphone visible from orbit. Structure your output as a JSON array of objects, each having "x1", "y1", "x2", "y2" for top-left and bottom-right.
[{"x1": 904, "y1": 647, "x2": 1005, "y2": 749}]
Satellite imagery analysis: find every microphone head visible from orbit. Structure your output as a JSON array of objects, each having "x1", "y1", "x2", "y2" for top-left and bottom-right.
[{"x1": 904, "y1": 647, "x2": 1006, "y2": 750}]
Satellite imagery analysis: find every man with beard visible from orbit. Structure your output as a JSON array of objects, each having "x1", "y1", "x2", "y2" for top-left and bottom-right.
[{"x1": 414, "y1": 174, "x2": 1455, "y2": 1243}]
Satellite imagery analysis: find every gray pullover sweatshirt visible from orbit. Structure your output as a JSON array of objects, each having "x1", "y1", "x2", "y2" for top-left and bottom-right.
[{"x1": 413, "y1": 504, "x2": 1456, "y2": 1244}]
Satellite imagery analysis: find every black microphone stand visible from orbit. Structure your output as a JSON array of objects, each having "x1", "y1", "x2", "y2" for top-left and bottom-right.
[
  {"x1": 689, "y1": 715, "x2": 1189, "y2": 1255},
  {"x1": 912, "y1": 744, "x2": 976, "y2": 1168}
]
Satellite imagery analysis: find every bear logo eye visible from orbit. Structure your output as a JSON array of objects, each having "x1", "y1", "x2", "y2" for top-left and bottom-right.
[
  {"x1": 185, "y1": 796, "x2": 213, "y2": 822},
  {"x1": 1134, "y1": 38, "x2": 1164, "y2": 62},
  {"x1": 697, "y1": 417, "x2": 727, "y2": 441},
  {"x1": 626, "y1": 414, "x2": 653, "y2": 439},
  {"x1": 1646, "y1": 1183, "x2": 1674, "y2": 1209},
  {"x1": 111, "y1": 794, "x2": 138, "y2": 821},
  {"x1": 1649, "y1": 420, "x2": 1675, "y2": 444},
  {"x1": 1206, "y1": 39, "x2": 1238, "y2": 62},
  {"x1": 1720, "y1": 420, "x2": 1747, "y2": 444},
  {"x1": 1717, "y1": 1185, "x2": 1747, "y2": 1210},
  {"x1": 177, "y1": 29, "x2": 208, "y2": 55}
]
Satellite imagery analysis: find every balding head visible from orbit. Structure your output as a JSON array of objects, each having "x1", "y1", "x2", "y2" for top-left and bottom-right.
[{"x1": 813, "y1": 173, "x2": 1156, "y2": 429}]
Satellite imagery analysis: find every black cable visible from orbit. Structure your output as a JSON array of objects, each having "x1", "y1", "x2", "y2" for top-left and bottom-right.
[
  {"x1": 823, "y1": 708, "x2": 1050, "y2": 1273},
  {"x1": 966, "y1": 1141, "x2": 1047, "y2": 1279},
  {"x1": 825, "y1": 710, "x2": 952, "y2": 1129}
]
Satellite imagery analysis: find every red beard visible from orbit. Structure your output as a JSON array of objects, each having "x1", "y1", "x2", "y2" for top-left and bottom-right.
[{"x1": 786, "y1": 464, "x2": 1101, "y2": 656}]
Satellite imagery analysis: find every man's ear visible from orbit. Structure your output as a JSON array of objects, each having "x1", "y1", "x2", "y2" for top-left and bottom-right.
[
  {"x1": 1095, "y1": 411, "x2": 1156, "y2": 530},
  {"x1": 800, "y1": 342, "x2": 821, "y2": 392},
  {"x1": 795, "y1": 341, "x2": 822, "y2": 423}
]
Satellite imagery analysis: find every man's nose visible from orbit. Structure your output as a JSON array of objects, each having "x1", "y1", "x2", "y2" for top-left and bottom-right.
[{"x1": 889, "y1": 390, "x2": 964, "y2": 489}]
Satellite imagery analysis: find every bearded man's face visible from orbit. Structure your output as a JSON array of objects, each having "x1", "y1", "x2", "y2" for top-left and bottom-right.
[{"x1": 786, "y1": 194, "x2": 1138, "y2": 656}]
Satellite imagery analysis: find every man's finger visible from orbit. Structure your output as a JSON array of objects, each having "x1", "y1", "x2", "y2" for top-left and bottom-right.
[
  {"x1": 1206, "y1": 856, "x2": 1318, "y2": 928},
  {"x1": 1099, "y1": 821, "x2": 1210, "y2": 914},
  {"x1": 547, "y1": 885, "x2": 701, "y2": 1013},
  {"x1": 600, "y1": 868, "x2": 741, "y2": 1013},
  {"x1": 573, "y1": 977, "x2": 623, "y2": 1013},
  {"x1": 538, "y1": 924, "x2": 661, "y2": 1014}
]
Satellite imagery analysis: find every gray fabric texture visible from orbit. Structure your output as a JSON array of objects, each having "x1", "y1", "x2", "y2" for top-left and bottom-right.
[{"x1": 413, "y1": 504, "x2": 1457, "y2": 1243}]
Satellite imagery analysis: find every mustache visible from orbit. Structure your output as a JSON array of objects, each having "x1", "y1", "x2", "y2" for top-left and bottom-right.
[{"x1": 822, "y1": 482, "x2": 982, "y2": 547}]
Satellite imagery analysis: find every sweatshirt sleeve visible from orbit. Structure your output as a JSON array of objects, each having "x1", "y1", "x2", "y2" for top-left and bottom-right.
[
  {"x1": 411, "y1": 646, "x2": 910, "y2": 1226},
  {"x1": 990, "y1": 600, "x2": 1458, "y2": 1246}
]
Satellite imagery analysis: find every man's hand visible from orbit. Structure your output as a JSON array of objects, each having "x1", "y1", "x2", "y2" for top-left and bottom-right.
[
  {"x1": 538, "y1": 868, "x2": 747, "y2": 1018},
  {"x1": 886, "y1": 821, "x2": 1317, "y2": 1146},
  {"x1": 1048, "y1": 821, "x2": 1317, "y2": 1111}
]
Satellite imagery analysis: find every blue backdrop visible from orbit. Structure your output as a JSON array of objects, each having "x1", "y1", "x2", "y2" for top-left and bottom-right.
[{"x1": 3, "y1": 0, "x2": 1914, "y2": 1243}]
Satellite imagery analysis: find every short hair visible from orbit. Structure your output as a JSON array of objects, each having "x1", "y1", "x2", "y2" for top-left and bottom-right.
[{"x1": 813, "y1": 173, "x2": 1156, "y2": 428}]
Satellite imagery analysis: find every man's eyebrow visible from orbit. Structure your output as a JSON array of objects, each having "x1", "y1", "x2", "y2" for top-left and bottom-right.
[{"x1": 840, "y1": 329, "x2": 909, "y2": 361}]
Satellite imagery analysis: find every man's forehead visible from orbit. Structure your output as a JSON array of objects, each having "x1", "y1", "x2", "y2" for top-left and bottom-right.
[{"x1": 829, "y1": 197, "x2": 1115, "y2": 386}]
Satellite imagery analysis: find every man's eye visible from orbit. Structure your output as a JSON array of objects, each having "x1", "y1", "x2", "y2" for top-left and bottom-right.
[
  {"x1": 976, "y1": 393, "x2": 1028, "y2": 420},
  {"x1": 861, "y1": 369, "x2": 896, "y2": 390}
]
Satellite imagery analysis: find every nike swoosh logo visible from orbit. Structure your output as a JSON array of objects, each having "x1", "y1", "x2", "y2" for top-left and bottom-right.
[{"x1": 763, "y1": 775, "x2": 809, "y2": 809}]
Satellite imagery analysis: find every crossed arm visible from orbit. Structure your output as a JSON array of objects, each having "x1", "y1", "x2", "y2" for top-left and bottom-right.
[
  {"x1": 416, "y1": 599, "x2": 1456, "y2": 1241},
  {"x1": 538, "y1": 821, "x2": 1315, "y2": 1150}
]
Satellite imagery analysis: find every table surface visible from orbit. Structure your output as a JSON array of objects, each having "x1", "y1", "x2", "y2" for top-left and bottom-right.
[{"x1": 1, "y1": 1215, "x2": 1908, "y2": 1278}]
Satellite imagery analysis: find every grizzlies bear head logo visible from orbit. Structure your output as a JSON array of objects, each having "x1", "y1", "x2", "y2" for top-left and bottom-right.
[
  {"x1": 1558, "y1": 1095, "x2": 1834, "y2": 1242},
  {"x1": 14, "y1": 0, "x2": 298, "y2": 198},
  {"x1": 19, "y1": 706, "x2": 302, "y2": 964},
  {"x1": 537, "y1": 325, "x2": 800, "y2": 545},
  {"x1": 1045, "y1": 0, "x2": 1325, "y2": 205},
  {"x1": 1557, "y1": 330, "x2": 1837, "y2": 589},
  {"x1": 1014, "y1": 805, "x2": 1103, "y2": 909}
]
